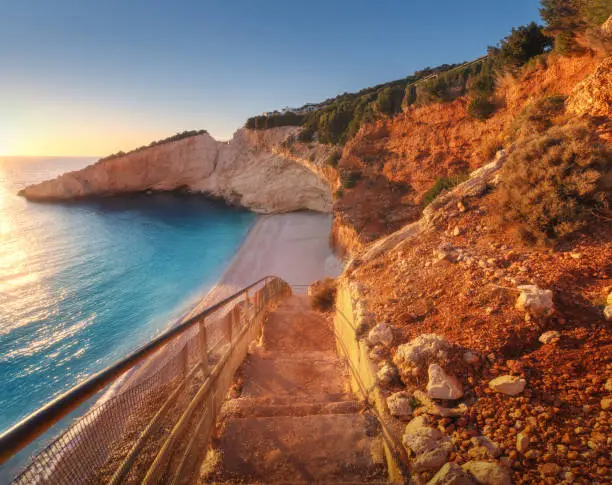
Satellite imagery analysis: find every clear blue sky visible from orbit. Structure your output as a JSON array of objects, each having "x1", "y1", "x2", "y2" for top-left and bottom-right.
[{"x1": 0, "y1": 0, "x2": 542, "y2": 156}]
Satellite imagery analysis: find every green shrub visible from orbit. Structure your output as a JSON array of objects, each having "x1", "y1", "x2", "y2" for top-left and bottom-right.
[
  {"x1": 309, "y1": 278, "x2": 337, "y2": 312},
  {"x1": 422, "y1": 173, "x2": 470, "y2": 206},
  {"x1": 489, "y1": 22, "x2": 553, "y2": 70},
  {"x1": 335, "y1": 188, "x2": 344, "y2": 199},
  {"x1": 245, "y1": 112, "x2": 305, "y2": 130},
  {"x1": 468, "y1": 97, "x2": 496, "y2": 120},
  {"x1": 342, "y1": 171, "x2": 362, "y2": 189},
  {"x1": 298, "y1": 128, "x2": 314, "y2": 143},
  {"x1": 495, "y1": 120, "x2": 611, "y2": 245}
]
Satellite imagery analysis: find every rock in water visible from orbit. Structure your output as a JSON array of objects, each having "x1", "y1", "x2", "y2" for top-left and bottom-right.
[
  {"x1": 488, "y1": 375, "x2": 526, "y2": 396},
  {"x1": 427, "y1": 364, "x2": 463, "y2": 400}
]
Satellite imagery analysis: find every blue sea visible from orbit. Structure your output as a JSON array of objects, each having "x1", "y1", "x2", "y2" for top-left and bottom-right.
[{"x1": 0, "y1": 157, "x2": 255, "y2": 446}]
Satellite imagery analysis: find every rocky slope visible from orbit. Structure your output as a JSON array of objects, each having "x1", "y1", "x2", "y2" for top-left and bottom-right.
[{"x1": 21, "y1": 127, "x2": 332, "y2": 214}]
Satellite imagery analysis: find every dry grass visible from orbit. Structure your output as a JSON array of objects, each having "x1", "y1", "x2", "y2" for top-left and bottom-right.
[
  {"x1": 309, "y1": 278, "x2": 337, "y2": 312},
  {"x1": 495, "y1": 119, "x2": 612, "y2": 245}
]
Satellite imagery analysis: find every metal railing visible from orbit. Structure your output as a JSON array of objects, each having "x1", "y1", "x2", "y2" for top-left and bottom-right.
[{"x1": 0, "y1": 276, "x2": 291, "y2": 485}]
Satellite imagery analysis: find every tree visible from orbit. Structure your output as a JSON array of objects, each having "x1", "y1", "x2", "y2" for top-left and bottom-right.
[{"x1": 490, "y1": 22, "x2": 553, "y2": 69}]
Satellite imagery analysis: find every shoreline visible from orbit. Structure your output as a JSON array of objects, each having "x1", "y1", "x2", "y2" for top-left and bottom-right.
[{"x1": 105, "y1": 211, "x2": 341, "y2": 395}]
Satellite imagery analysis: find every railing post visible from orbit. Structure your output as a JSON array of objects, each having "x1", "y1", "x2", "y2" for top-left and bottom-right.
[{"x1": 198, "y1": 318, "x2": 209, "y2": 374}]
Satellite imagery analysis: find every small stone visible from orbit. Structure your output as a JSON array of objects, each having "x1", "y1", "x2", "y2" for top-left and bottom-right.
[
  {"x1": 458, "y1": 201, "x2": 467, "y2": 212},
  {"x1": 369, "y1": 345, "x2": 387, "y2": 362},
  {"x1": 387, "y1": 391, "x2": 415, "y2": 417},
  {"x1": 515, "y1": 285, "x2": 554, "y2": 317},
  {"x1": 367, "y1": 322, "x2": 394, "y2": 347},
  {"x1": 605, "y1": 378, "x2": 612, "y2": 392},
  {"x1": 427, "y1": 462, "x2": 475, "y2": 485},
  {"x1": 604, "y1": 305, "x2": 612, "y2": 322},
  {"x1": 570, "y1": 252, "x2": 582, "y2": 259},
  {"x1": 427, "y1": 364, "x2": 464, "y2": 400},
  {"x1": 453, "y1": 226, "x2": 462, "y2": 237},
  {"x1": 601, "y1": 397, "x2": 612, "y2": 410},
  {"x1": 469, "y1": 436, "x2": 501, "y2": 459},
  {"x1": 608, "y1": 292, "x2": 612, "y2": 306},
  {"x1": 489, "y1": 375, "x2": 526, "y2": 396},
  {"x1": 538, "y1": 330, "x2": 561, "y2": 345},
  {"x1": 539, "y1": 463, "x2": 561, "y2": 477},
  {"x1": 516, "y1": 432, "x2": 529, "y2": 453},
  {"x1": 405, "y1": 415, "x2": 429, "y2": 434},
  {"x1": 461, "y1": 461, "x2": 511, "y2": 485}
]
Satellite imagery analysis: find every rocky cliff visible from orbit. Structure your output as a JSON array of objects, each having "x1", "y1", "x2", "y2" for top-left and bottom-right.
[{"x1": 21, "y1": 127, "x2": 332, "y2": 214}]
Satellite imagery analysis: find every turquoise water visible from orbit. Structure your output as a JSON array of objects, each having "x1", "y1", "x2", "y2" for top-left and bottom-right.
[{"x1": 0, "y1": 157, "x2": 255, "y2": 437}]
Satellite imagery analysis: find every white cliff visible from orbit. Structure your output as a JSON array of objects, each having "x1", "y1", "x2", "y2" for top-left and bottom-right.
[{"x1": 21, "y1": 127, "x2": 332, "y2": 214}]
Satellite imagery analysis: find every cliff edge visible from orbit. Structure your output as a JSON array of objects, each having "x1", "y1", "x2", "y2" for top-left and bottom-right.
[{"x1": 21, "y1": 127, "x2": 332, "y2": 214}]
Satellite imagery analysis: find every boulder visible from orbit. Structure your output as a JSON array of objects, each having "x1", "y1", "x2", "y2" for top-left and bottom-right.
[
  {"x1": 604, "y1": 305, "x2": 612, "y2": 322},
  {"x1": 403, "y1": 426, "x2": 454, "y2": 472},
  {"x1": 405, "y1": 415, "x2": 429, "y2": 435},
  {"x1": 462, "y1": 461, "x2": 512, "y2": 485},
  {"x1": 515, "y1": 285, "x2": 554, "y2": 317},
  {"x1": 488, "y1": 375, "x2": 526, "y2": 396},
  {"x1": 367, "y1": 322, "x2": 394, "y2": 347},
  {"x1": 538, "y1": 330, "x2": 561, "y2": 345},
  {"x1": 427, "y1": 364, "x2": 464, "y2": 400},
  {"x1": 377, "y1": 363, "x2": 398, "y2": 387},
  {"x1": 386, "y1": 391, "x2": 415, "y2": 417},
  {"x1": 369, "y1": 345, "x2": 387, "y2": 362},
  {"x1": 393, "y1": 334, "x2": 450, "y2": 378},
  {"x1": 428, "y1": 462, "x2": 475, "y2": 485}
]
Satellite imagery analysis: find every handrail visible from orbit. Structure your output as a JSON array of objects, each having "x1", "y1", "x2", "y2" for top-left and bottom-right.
[{"x1": 0, "y1": 275, "x2": 282, "y2": 465}]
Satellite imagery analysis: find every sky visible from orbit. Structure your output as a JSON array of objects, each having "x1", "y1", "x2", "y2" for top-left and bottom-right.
[{"x1": 0, "y1": 0, "x2": 542, "y2": 157}]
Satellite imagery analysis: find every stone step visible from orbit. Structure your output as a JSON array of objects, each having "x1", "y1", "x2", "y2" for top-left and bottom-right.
[
  {"x1": 221, "y1": 397, "x2": 364, "y2": 419},
  {"x1": 239, "y1": 351, "x2": 349, "y2": 400},
  {"x1": 210, "y1": 414, "x2": 386, "y2": 484}
]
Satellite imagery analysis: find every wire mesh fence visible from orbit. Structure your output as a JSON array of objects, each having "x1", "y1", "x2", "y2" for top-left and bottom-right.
[{"x1": 4, "y1": 277, "x2": 290, "y2": 485}]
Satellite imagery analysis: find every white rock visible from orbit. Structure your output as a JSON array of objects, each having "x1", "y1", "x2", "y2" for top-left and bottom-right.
[
  {"x1": 489, "y1": 375, "x2": 526, "y2": 396},
  {"x1": 404, "y1": 415, "x2": 429, "y2": 435},
  {"x1": 386, "y1": 392, "x2": 414, "y2": 417},
  {"x1": 21, "y1": 128, "x2": 332, "y2": 213},
  {"x1": 402, "y1": 427, "x2": 453, "y2": 472},
  {"x1": 377, "y1": 363, "x2": 397, "y2": 386},
  {"x1": 604, "y1": 305, "x2": 612, "y2": 322},
  {"x1": 515, "y1": 285, "x2": 554, "y2": 317},
  {"x1": 393, "y1": 334, "x2": 450, "y2": 377},
  {"x1": 427, "y1": 462, "x2": 475, "y2": 485},
  {"x1": 367, "y1": 322, "x2": 394, "y2": 347},
  {"x1": 427, "y1": 364, "x2": 464, "y2": 400},
  {"x1": 461, "y1": 461, "x2": 512, "y2": 485},
  {"x1": 538, "y1": 330, "x2": 561, "y2": 345}
]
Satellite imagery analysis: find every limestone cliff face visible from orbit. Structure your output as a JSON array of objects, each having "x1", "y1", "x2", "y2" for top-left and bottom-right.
[{"x1": 21, "y1": 127, "x2": 332, "y2": 214}]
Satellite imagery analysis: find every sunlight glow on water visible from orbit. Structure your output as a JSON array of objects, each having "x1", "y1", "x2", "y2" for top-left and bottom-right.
[{"x1": 0, "y1": 157, "x2": 255, "y2": 437}]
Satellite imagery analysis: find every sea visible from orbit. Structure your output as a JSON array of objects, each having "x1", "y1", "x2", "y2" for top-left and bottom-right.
[{"x1": 0, "y1": 156, "x2": 255, "y2": 480}]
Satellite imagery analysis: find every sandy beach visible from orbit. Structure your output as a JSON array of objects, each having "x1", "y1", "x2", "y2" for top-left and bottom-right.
[{"x1": 189, "y1": 211, "x2": 342, "y2": 314}]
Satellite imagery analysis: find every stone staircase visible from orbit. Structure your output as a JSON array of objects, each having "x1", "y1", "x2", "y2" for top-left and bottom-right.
[{"x1": 202, "y1": 295, "x2": 387, "y2": 484}]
